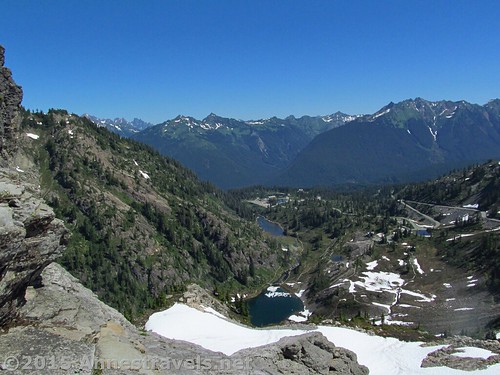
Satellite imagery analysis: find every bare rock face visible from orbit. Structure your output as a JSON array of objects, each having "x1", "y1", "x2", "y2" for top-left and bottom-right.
[
  {"x1": 0, "y1": 263, "x2": 369, "y2": 374},
  {"x1": 0, "y1": 172, "x2": 68, "y2": 326},
  {"x1": 234, "y1": 333, "x2": 369, "y2": 375},
  {"x1": 0, "y1": 45, "x2": 23, "y2": 159}
]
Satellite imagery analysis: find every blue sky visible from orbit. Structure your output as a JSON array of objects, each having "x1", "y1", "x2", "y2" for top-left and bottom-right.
[{"x1": 1, "y1": 0, "x2": 499, "y2": 124}]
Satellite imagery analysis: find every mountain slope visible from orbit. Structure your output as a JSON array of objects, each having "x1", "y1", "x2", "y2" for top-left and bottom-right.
[
  {"x1": 133, "y1": 112, "x2": 356, "y2": 189},
  {"x1": 278, "y1": 98, "x2": 500, "y2": 187},
  {"x1": 19, "y1": 109, "x2": 288, "y2": 319}
]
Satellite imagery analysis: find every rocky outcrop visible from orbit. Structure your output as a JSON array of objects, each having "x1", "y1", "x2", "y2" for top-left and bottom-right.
[
  {"x1": 0, "y1": 172, "x2": 68, "y2": 326},
  {"x1": 235, "y1": 333, "x2": 369, "y2": 374},
  {"x1": 0, "y1": 45, "x2": 67, "y2": 326},
  {"x1": 0, "y1": 263, "x2": 369, "y2": 374},
  {"x1": 422, "y1": 337, "x2": 500, "y2": 371},
  {"x1": 0, "y1": 45, "x2": 23, "y2": 159}
]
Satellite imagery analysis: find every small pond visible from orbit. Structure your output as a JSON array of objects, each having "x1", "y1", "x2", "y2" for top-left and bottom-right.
[
  {"x1": 246, "y1": 286, "x2": 304, "y2": 327},
  {"x1": 257, "y1": 216, "x2": 284, "y2": 237}
]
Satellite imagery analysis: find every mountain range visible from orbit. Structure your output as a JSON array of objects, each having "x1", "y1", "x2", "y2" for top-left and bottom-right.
[
  {"x1": 83, "y1": 114, "x2": 153, "y2": 137},
  {"x1": 132, "y1": 112, "x2": 357, "y2": 189},
  {"x1": 279, "y1": 98, "x2": 500, "y2": 187},
  {"x1": 87, "y1": 97, "x2": 500, "y2": 190}
]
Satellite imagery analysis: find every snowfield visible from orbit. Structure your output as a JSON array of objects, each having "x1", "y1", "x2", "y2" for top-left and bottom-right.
[{"x1": 146, "y1": 303, "x2": 500, "y2": 374}]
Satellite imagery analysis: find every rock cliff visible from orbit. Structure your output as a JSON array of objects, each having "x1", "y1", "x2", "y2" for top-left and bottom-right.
[
  {"x1": 0, "y1": 173, "x2": 68, "y2": 326},
  {"x1": 0, "y1": 45, "x2": 23, "y2": 159},
  {"x1": 0, "y1": 45, "x2": 67, "y2": 326}
]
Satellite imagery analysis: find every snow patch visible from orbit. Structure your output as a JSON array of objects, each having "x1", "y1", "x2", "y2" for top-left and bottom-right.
[
  {"x1": 400, "y1": 289, "x2": 436, "y2": 303},
  {"x1": 329, "y1": 282, "x2": 345, "y2": 289},
  {"x1": 428, "y1": 126, "x2": 437, "y2": 141},
  {"x1": 350, "y1": 271, "x2": 405, "y2": 293},
  {"x1": 288, "y1": 308, "x2": 311, "y2": 323},
  {"x1": 452, "y1": 347, "x2": 496, "y2": 359},
  {"x1": 372, "y1": 302, "x2": 392, "y2": 313},
  {"x1": 371, "y1": 108, "x2": 391, "y2": 120},
  {"x1": 146, "y1": 303, "x2": 500, "y2": 374},
  {"x1": 463, "y1": 204, "x2": 479, "y2": 209},
  {"x1": 139, "y1": 170, "x2": 150, "y2": 179},
  {"x1": 366, "y1": 260, "x2": 378, "y2": 270},
  {"x1": 412, "y1": 258, "x2": 424, "y2": 274},
  {"x1": 398, "y1": 304, "x2": 421, "y2": 309},
  {"x1": 26, "y1": 133, "x2": 39, "y2": 140}
]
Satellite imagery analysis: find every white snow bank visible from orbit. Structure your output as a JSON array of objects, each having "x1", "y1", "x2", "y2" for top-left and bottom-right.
[
  {"x1": 146, "y1": 304, "x2": 500, "y2": 374},
  {"x1": 447, "y1": 233, "x2": 475, "y2": 241},
  {"x1": 146, "y1": 303, "x2": 306, "y2": 355},
  {"x1": 400, "y1": 289, "x2": 436, "y2": 303},
  {"x1": 412, "y1": 258, "x2": 424, "y2": 274},
  {"x1": 295, "y1": 289, "x2": 305, "y2": 298},
  {"x1": 26, "y1": 133, "x2": 39, "y2": 140},
  {"x1": 351, "y1": 271, "x2": 405, "y2": 293},
  {"x1": 15, "y1": 166, "x2": 24, "y2": 173},
  {"x1": 452, "y1": 347, "x2": 496, "y2": 359},
  {"x1": 366, "y1": 260, "x2": 378, "y2": 270},
  {"x1": 463, "y1": 204, "x2": 479, "y2": 209},
  {"x1": 288, "y1": 308, "x2": 311, "y2": 323},
  {"x1": 139, "y1": 170, "x2": 150, "y2": 179}
]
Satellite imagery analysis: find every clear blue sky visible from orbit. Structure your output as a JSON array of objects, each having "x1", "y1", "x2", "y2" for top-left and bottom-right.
[{"x1": 1, "y1": 0, "x2": 499, "y2": 124}]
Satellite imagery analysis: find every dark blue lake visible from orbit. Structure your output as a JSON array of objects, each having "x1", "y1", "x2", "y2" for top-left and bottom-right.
[
  {"x1": 257, "y1": 216, "x2": 284, "y2": 237},
  {"x1": 247, "y1": 286, "x2": 304, "y2": 327}
]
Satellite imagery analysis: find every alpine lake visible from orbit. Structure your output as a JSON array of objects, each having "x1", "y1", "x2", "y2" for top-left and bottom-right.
[{"x1": 247, "y1": 216, "x2": 304, "y2": 327}]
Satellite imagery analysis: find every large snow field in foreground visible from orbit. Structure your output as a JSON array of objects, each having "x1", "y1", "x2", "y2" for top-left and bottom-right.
[{"x1": 146, "y1": 304, "x2": 500, "y2": 375}]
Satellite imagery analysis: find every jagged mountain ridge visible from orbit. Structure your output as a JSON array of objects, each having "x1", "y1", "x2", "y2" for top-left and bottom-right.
[
  {"x1": 83, "y1": 114, "x2": 153, "y2": 137},
  {"x1": 278, "y1": 98, "x2": 500, "y2": 187},
  {"x1": 133, "y1": 111, "x2": 357, "y2": 189}
]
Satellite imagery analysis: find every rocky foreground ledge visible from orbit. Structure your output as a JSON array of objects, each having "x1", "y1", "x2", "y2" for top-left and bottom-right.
[
  {"x1": 0, "y1": 170, "x2": 68, "y2": 326},
  {"x1": 0, "y1": 263, "x2": 368, "y2": 374}
]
